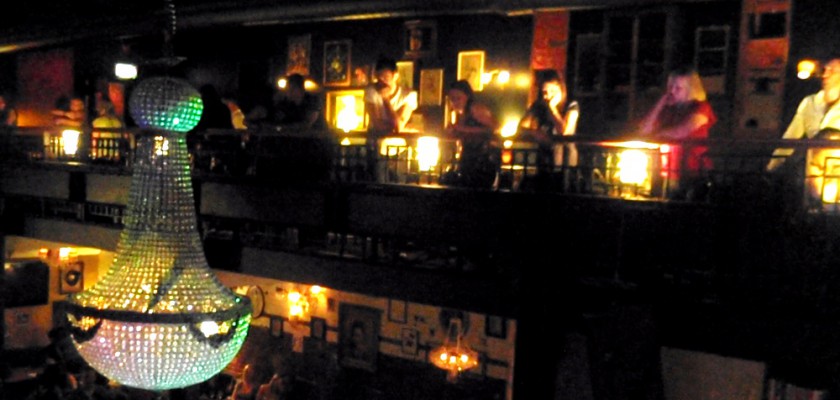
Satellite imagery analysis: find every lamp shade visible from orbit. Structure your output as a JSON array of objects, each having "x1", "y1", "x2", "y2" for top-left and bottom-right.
[{"x1": 66, "y1": 76, "x2": 251, "y2": 391}]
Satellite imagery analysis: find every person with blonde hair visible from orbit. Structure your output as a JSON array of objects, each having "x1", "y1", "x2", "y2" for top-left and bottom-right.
[
  {"x1": 639, "y1": 66, "x2": 717, "y2": 199},
  {"x1": 639, "y1": 66, "x2": 714, "y2": 140}
]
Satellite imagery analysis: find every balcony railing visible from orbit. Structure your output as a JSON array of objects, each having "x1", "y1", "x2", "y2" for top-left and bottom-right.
[{"x1": 4, "y1": 125, "x2": 840, "y2": 214}]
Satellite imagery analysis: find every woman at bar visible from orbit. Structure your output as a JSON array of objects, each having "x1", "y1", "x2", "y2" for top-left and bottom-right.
[
  {"x1": 442, "y1": 79, "x2": 500, "y2": 189},
  {"x1": 518, "y1": 69, "x2": 580, "y2": 190},
  {"x1": 639, "y1": 66, "x2": 716, "y2": 200}
]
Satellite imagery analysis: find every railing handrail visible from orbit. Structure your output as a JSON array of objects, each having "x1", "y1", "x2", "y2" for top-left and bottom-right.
[{"x1": 7, "y1": 125, "x2": 840, "y2": 212}]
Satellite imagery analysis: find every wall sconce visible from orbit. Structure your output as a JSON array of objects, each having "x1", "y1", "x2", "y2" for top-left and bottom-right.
[
  {"x1": 276, "y1": 285, "x2": 325, "y2": 324},
  {"x1": 430, "y1": 318, "x2": 478, "y2": 382},
  {"x1": 276, "y1": 77, "x2": 319, "y2": 91},
  {"x1": 797, "y1": 59, "x2": 819, "y2": 80},
  {"x1": 481, "y1": 69, "x2": 511, "y2": 87}
]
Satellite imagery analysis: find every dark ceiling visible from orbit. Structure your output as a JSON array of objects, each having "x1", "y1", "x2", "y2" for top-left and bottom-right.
[{"x1": 0, "y1": 0, "x2": 735, "y2": 53}]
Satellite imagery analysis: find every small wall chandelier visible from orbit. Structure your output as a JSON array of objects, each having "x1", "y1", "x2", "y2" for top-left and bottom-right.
[
  {"x1": 65, "y1": 77, "x2": 252, "y2": 391},
  {"x1": 430, "y1": 318, "x2": 479, "y2": 382},
  {"x1": 276, "y1": 285, "x2": 324, "y2": 324}
]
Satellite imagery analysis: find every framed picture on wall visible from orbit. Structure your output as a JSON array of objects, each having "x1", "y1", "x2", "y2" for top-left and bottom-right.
[
  {"x1": 339, "y1": 304, "x2": 381, "y2": 372},
  {"x1": 401, "y1": 327, "x2": 419, "y2": 356},
  {"x1": 324, "y1": 40, "x2": 352, "y2": 86},
  {"x1": 404, "y1": 20, "x2": 437, "y2": 59},
  {"x1": 457, "y1": 50, "x2": 485, "y2": 92},
  {"x1": 396, "y1": 61, "x2": 414, "y2": 90},
  {"x1": 419, "y1": 68, "x2": 443, "y2": 106},
  {"x1": 59, "y1": 260, "x2": 84, "y2": 294},
  {"x1": 485, "y1": 315, "x2": 507, "y2": 339},
  {"x1": 287, "y1": 34, "x2": 311, "y2": 76},
  {"x1": 388, "y1": 299, "x2": 407, "y2": 323},
  {"x1": 269, "y1": 315, "x2": 284, "y2": 338},
  {"x1": 310, "y1": 317, "x2": 326, "y2": 340}
]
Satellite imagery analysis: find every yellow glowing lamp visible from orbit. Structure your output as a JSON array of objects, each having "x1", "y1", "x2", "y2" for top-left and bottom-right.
[
  {"x1": 416, "y1": 136, "x2": 440, "y2": 172},
  {"x1": 514, "y1": 73, "x2": 531, "y2": 88},
  {"x1": 337, "y1": 95, "x2": 363, "y2": 132},
  {"x1": 497, "y1": 70, "x2": 510, "y2": 85},
  {"x1": 61, "y1": 129, "x2": 81, "y2": 156},
  {"x1": 500, "y1": 119, "x2": 519, "y2": 138},
  {"x1": 798, "y1": 59, "x2": 819, "y2": 80},
  {"x1": 823, "y1": 181, "x2": 838, "y2": 204},
  {"x1": 616, "y1": 149, "x2": 650, "y2": 185}
]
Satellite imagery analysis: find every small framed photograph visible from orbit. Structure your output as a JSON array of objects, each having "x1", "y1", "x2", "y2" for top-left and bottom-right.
[
  {"x1": 396, "y1": 61, "x2": 414, "y2": 90},
  {"x1": 269, "y1": 315, "x2": 284, "y2": 338},
  {"x1": 311, "y1": 317, "x2": 326, "y2": 340},
  {"x1": 401, "y1": 327, "x2": 419, "y2": 356},
  {"x1": 485, "y1": 315, "x2": 507, "y2": 339},
  {"x1": 287, "y1": 34, "x2": 312, "y2": 76},
  {"x1": 339, "y1": 304, "x2": 381, "y2": 372},
  {"x1": 59, "y1": 261, "x2": 84, "y2": 294},
  {"x1": 324, "y1": 40, "x2": 352, "y2": 86},
  {"x1": 388, "y1": 299, "x2": 407, "y2": 323},
  {"x1": 404, "y1": 20, "x2": 437, "y2": 59},
  {"x1": 457, "y1": 50, "x2": 485, "y2": 92},
  {"x1": 419, "y1": 68, "x2": 443, "y2": 106}
]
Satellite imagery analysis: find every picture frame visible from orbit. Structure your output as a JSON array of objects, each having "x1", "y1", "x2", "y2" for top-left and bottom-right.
[
  {"x1": 269, "y1": 315, "x2": 284, "y2": 338},
  {"x1": 339, "y1": 304, "x2": 381, "y2": 372},
  {"x1": 401, "y1": 327, "x2": 419, "y2": 356},
  {"x1": 396, "y1": 61, "x2": 414, "y2": 90},
  {"x1": 485, "y1": 315, "x2": 507, "y2": 339},
  {"x1": 419, "y1": 68, "x2": 443, "y2": 106},
  {"x1": 310, "y1": 317, "x2": 326, "y2": 340},
  {"x1": 388, "y1": 299, "x2": 407, "y2": 323},
  {"x1": 324, "y1": 40, "x2": 352, "y2": 86},
  {"x1": 59, "y1": 260, "x2": 84, "y2": 294},
  {"x1": 287, "y1": 34, "x2": 311, "y2": 76},
  {"x1": 404, "y1": 20, "x2": 437, "y2": 60},
  {"x1": 457, "y1": 50, "x2": 485, "y2": 92}
]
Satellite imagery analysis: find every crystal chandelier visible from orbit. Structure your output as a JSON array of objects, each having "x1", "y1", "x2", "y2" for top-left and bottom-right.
[
  {"x1": 430, "y1": 318, "x2": 479, "y2": 382},
  {"x1": 65, "y1": 77, "x2": 252, "y2": 391}
]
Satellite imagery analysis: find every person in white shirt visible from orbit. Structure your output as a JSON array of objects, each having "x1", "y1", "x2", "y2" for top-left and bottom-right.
[
  {"x1": 767, "y1": 57, "x2": 840, "y2": 172},
  {"x1": 364, "y1": 57, "x2": 418, "y2": 136},
  {"x1": 363, "y1": 57, "x2": 418, "y2": 181}
]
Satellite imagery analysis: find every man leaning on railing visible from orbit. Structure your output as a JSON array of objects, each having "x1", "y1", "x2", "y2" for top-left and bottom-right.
[
  {"x1": 766, "y1": 57, "x2": 840, "y2": 173},
  {"x1": 766, "y1": 57, "x2": 840, "y2": 210}
]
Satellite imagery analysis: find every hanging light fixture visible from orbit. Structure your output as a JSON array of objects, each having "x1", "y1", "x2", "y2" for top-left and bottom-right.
[
  {"x1": 64, "y1": 76, "x2": 252, "y2": 391},
  {"x1": 430, "y1": 318, "x2": 479, "y2": 382},
  {"x1": 275, "y1": 285, "x2": 325, "y2": 324}
]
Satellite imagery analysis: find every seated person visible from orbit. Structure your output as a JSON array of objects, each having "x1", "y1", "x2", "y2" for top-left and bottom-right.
[
  {"x1": 639, "y1": 66, "x2": 716, "y2": 200},
  {"x1": 272, "y1": 73, "x2": 324, "y2": 131}
]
